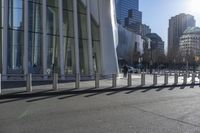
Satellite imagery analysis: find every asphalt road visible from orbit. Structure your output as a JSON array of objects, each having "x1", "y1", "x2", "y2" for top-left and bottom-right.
[{"x1": 1, "y1": 85, "x2": 200, "y2": 133}]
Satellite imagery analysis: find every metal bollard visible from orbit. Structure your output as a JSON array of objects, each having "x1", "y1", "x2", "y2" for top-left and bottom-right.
[
  {"x1": 198, "y1": 72, "x2": 200, "y2": 84},
  {"x1": 0, "y1": 74, "x2": 1, "y2": 94},
  {"x1": 153, "y1": 73, "x2": 157, "y2": 85},
  {"x1": 95, "y1": 73, "x2": 100, "y2": 88},
  {"x1": 169, "y1": 70, "x2": 172, "y2": 76},
  {"x1": 164, "y1": 73, "x2": 168, "y2": 85},
  {"x1": 112, "y1": 74, "x2": 117, "y2": 87},
  {"x1": 192, "y1": 73, "x2": 195, "y2": 84},
  {"x1": 26, "y1": 73, "x2": 32, "y2": 92},
  {"x1": 183, "y1": 72, "x2": 187, "y2": 84},
  {"x1": 141, "y1": 72, "x2": 145, "y2": 86},
  {"x1": 174, "y1": 72, "x2": 178, "y2": 84},
  {"x1": 127, "y1": 73, "x2": 132, "y2": 87},
  {"x1": 75, "y1": 73, "x2": 80, "y2": 89},
  {"x1": 53, "y1": 73, "x2": 58, "y2": 90}
]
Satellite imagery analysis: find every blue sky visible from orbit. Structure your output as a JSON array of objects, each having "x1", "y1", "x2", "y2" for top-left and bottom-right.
[{"x1": 139, "y1": 0, "x2": 200, "y2": 46}]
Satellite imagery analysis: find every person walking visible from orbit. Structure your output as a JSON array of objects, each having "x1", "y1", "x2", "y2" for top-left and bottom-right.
[{"x1": 123, "y1": 64, "x2": 128, "y2": 78}]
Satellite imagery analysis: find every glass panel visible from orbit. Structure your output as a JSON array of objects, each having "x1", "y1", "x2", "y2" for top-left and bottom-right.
[
  {"x1": 28, "y1": 32, "x2": 42, "y2": 74},
  {"x1": 8, "y1": 0, "x2": 24, "y2": 73},
  {"x1": 46, "y1": 35, "x2": 59, "y2": 73},
  {"x1": 91, "y1": 17, "x2": 101, "y2": 73},
  {"x1": 46, "y1": 0, "x2": 58, "y2": 7},
  {"x1": 92, "y1": 41, "x2": 101, "y2": 73},
  {"x1": 77, "y1": 0, "x2": 86, "y2": 14},
  {"x1": 7, "y1": 29, "x2": 24, "y2": 73},
  {"x1": 28, "y1": 0, "x2": 42, "y2": 4},
  {"x1": 79, "y1": 39, "x2": 89, "y2": 75},
  {"x1": 28, "y1": 2, "x2": 42, "y2": 33},
  {"x1": 8, "y1": 0, "x2": 24, "y2": 30},
  {"x1": 0, "y1": 0, "x2": 2, "y2": 28},
  {"x1": 64, "y1": 37, "x2": 75, "y2": 74},
  {"x1": 46, "y1": 2, "x2": 59, "y2": 73},
  {"x1": 46, "y1": 6, "x2": 59, "y2": 35},
  {"x1": 0, "y1": 28, "x2": 2, "y2": 73},
  {"x1": 63, "y1": 0, "x2": 73, "y2": 11},
  {"x1": 63, "y1": 10, "x2": 74, "y2": 37},
  {"x1": 78, "y1": 13, "x2": 88, "y2": 39},
  {"x1": 77, "y1": 0, "x2": 89, "y2": 75}
]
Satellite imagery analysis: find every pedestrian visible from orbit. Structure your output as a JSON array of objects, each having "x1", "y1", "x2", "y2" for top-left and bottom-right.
[{"x1": 123, "y1": 64, "x2": 128, "y2": 78}]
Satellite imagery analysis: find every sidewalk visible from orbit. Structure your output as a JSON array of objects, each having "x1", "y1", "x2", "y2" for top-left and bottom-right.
[{"x1": 1, "y1": 73, "x2": 200, "y2": 96}]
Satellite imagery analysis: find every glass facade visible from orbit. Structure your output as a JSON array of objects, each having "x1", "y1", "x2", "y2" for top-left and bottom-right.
[
  {"x1": 78, "y1": 0, "x2": 89, "y2": 75},
  {"x1": 91, "y1": 17, "x2": 101, "y2": 73},
  {"x1": 116, "y1": 0, "x2": 140, "y2": 26},
  {"x1": 0, "y1": 0, "x2": 103, "y2": 78},
  {"x1": 63, "y1": 0, "x2": 75, "y2": 75},
  {"x1": 0, "y1": 0, "x2": 2, "y2": 73},
  {"x1": 8, "y1": 0, "x2": 24, "y2": 74},
  {"x1": 28, "y1": 0, "x2": 43, "y2": 74},
  {"x1": 46, "y1": 0, "x2": 59, "y2": 73}
]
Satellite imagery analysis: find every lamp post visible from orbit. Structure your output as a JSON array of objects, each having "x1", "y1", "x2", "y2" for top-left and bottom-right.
[
  {"x1": 138, "y1": 56, "x2": 143, "y2": 73},
  {"x1": 149, "y1": 43, "x2": 153, "y2": 74}
]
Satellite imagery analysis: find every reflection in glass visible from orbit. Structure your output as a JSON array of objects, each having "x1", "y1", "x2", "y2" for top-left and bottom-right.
[
  {"x1": 63, "y1": 0, "x2": 75, "y2": 74},
  {"x1": 91, "y1": 18, "x2": 101, "y2": 73},
  {"x1": 28, "y1": 33, "x2": 42, "y2": 74},
  {"x1": 8, "y1": 0, "x2": 24, "y2": 30},
  {"x1": 28, "y1": 2, "x2": 42, "y2": 33},
  {"x1": 8, "y1": 0, "x2": 24, "y2": 73},
  {"x1": 64, "y1": 37, "x2": 75, "y2": 74},
  {"x1": 46, "y1": 3, "x2": 59, "y2": 72},
  {"x1": 28, "y1": 1, "x2": 43, "y2": 73},
  {"x1": 78, "y1": 0, "x2": 89, "y2": 75}
]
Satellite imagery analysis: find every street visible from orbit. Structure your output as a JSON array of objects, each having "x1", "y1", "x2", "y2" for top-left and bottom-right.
[{"x1": 1, "y1": 83, "x2": 200, "y2": 133}]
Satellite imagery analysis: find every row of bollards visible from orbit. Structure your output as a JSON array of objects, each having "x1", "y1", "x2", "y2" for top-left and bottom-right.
[{"x1": 1, "y1": 72, "x2": 200, "y2": 94}]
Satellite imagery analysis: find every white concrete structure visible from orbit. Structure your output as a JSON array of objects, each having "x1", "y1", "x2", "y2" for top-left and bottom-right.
[
  {"x1": 117, "y1": 25, "x2": 144, "y2": 65},
  {"x1": 0, "y1": 0, "x2": 119, "y2": 80}
]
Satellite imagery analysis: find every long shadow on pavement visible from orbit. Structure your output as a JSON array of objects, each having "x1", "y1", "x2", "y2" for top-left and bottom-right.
[{"x1": 1, "y1": 84, "x2": 200, "y2": 104}]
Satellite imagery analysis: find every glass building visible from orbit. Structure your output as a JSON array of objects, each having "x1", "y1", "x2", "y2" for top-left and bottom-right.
[
  {"x1": 116, "y1": 0, "x2": 140, "y2": 26},
  {"x1": 0, "y1": 0, "x2": 119, "y2": 80}
]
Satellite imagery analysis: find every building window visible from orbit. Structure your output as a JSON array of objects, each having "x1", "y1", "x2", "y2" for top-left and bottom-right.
[
  {"x1": 28, "y1": 0, "x2": 43, "y2": 74},
  {"x1": 7, "y1": 0, "x2": 24, "y2": 73},
  {"x1": 63, "y1": 0, "x2": 75, "y2": 75},
  {"x1": 78, "y1": 0, "x2": 89, "y2": 75}
]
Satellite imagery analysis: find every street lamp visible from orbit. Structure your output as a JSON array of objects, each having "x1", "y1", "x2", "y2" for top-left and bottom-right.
[{"x1": 149, "y1": 43, "x2": 153, "y2": 74}]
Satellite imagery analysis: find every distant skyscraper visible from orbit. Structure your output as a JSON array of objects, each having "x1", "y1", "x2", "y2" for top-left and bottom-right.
[
  {"x1": 168, "y1": 13, "x2": 196, "y2": 57},
  {"x1": 116, "y1": 0, "x2": 139, "y2": 26}
]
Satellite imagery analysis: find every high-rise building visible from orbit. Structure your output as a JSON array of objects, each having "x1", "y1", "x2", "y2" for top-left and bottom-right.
[
  {"x1": 116, "y1": 0, "x2": 139, "y2": 26},
  {"x1": 0, "y1": 0, "x2": 119, "y2": 80},
  {"x1": 126, "y1": 22, "x2": 151, "y2": 36},
  {"x1": 168, "y1": 13, "x2": 196, "y2": 57},
  {"x1": 116, "y1": 0, "x2": 151, "y2": 36}
]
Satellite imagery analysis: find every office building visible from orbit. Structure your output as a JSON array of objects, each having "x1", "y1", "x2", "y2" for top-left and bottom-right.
[
  {"x1": 168, "y1": 13, "x2": 196, "y2": 57},
  {"x1": 116, "y1": 0, "x2": 139, "y2": 26}
]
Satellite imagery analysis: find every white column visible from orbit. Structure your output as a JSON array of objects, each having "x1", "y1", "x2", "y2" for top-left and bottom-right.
[
  {"x1": 73, "y1": 0, "x2": 80, "y2": 74},
  {"x1": 86, "y1": 0, "x2": 94, "y2": 76},
  {"x1": 2, "y1": 0, "x2": 8, "y2": 79},
  {"x1": 42, "y1": 0, "x2": 47, "y2": 78},
  {"x1": 23, "y1": 0, "x2": 29, "y2": 75},
  {"x1": 58, "y1": 0, "x2": 65, "y2": 79}
]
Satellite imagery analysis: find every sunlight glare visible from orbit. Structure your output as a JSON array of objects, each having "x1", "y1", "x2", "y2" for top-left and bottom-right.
[{"x1": 189, "y1": 0, "x2": 200, "y2": 13}]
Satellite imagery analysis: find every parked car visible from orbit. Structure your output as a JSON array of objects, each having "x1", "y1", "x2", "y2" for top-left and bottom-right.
[{"x1": 127, "y1": 66, "x2": 138, "y2": 73}]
